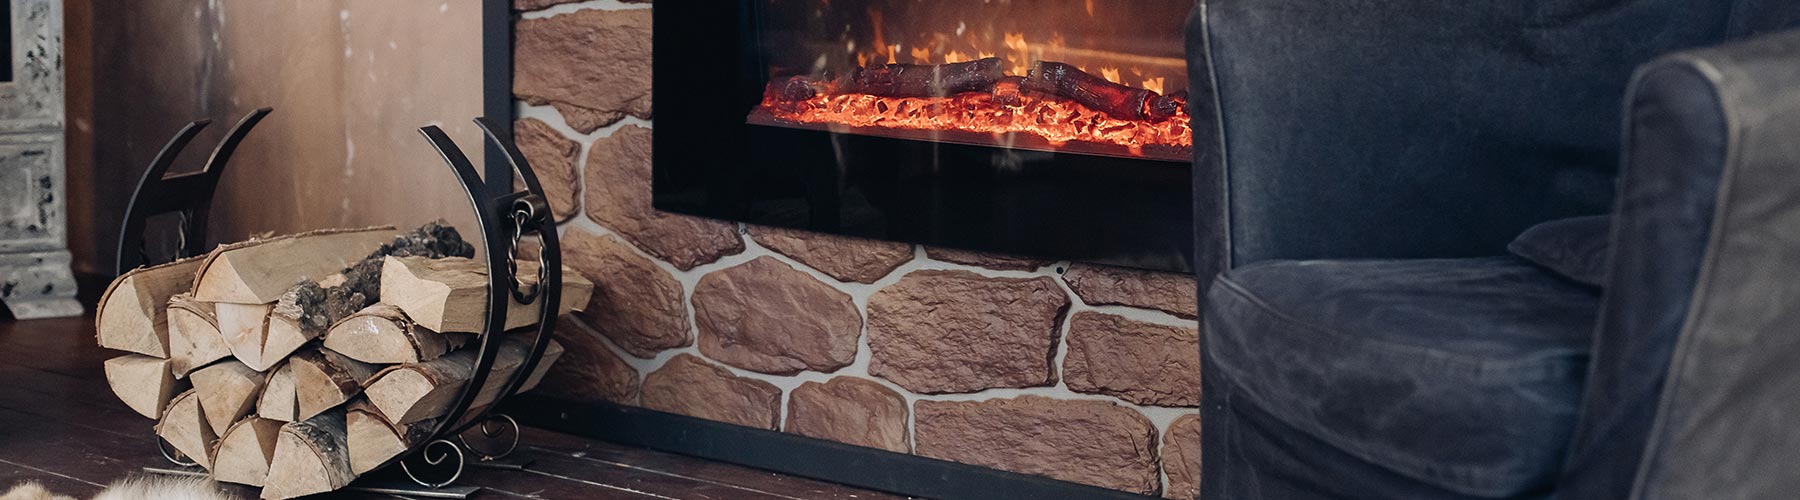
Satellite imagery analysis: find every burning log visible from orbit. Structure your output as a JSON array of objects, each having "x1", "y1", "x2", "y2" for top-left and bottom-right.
[
  {"x1": 991, "y1": 76, "x2": 1027, "y2": 106},
  {"x1": 774, "y1": 58, "x2": 1181, "y2": 123},
  {"x1": 1023, "y1": 61, "x2": 1181, "y2": 122},
  {"x1": 837, "y1": 57, "x2": 1007, "y2": 98}
]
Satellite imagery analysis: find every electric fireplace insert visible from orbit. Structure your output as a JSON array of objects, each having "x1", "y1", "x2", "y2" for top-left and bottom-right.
[{"x1": 655, "y1": 0, "x2": 1199, "y2": 272}]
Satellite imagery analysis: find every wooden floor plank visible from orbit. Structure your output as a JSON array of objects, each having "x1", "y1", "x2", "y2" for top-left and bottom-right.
[
  {"x1": 0, "y1": 458, "x2": 107, "y2": 496},
  {"x1": 519, "y1": 448, "x2": 803, "y2": 500}
]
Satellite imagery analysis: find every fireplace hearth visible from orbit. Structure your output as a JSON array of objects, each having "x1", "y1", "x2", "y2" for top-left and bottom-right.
[{"x1": 655, "y1": 0, "x2": 1198, "y2": 273}]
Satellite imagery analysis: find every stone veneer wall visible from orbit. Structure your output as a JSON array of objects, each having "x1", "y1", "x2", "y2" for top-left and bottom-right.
[{"x1": 511, "y1": 1, "x2": 1201, "y2": 497}]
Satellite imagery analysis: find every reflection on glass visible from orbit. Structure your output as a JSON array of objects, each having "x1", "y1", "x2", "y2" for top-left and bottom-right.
[{"x1": 746, "y1": 0, "x2": 1192, "y2": 161}]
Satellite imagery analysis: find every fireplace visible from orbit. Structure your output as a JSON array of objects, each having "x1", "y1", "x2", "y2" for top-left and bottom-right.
[{"x1": 654, "y1": 0, "x2": 1198, "y2": 273}]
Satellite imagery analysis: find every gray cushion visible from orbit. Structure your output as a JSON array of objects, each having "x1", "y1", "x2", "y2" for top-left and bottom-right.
[
  {"x1": 1204, "y1": 257, "x2": 1600, "y2": 497},
  {"x1": 1507, "y1": 215, "x2": 1612, "y2": 287}
]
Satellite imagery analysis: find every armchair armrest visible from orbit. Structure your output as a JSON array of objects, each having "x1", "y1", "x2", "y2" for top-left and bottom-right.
[
  {"x1": 1560, "y1": 28, "x2": 1800, "y2": 498},
  {"x1": 1194, "y1": 0, "x2": 1739, "y2": 266}
]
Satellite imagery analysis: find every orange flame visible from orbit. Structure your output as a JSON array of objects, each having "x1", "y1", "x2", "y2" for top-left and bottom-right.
[
  {"x1": 1099, "y1": 67, "x2": 1122, "y2": 84},
  {"x1": 777, "y1": 16, "x2": 1190, "y2": 159},
  {"x1": 757, "y1": 88, "x2": 1192, "y2": 158},
  {"x1": 1142, "y1": 78, "x2": 1165, "y2": 95},
  {"x1": 910, "y1": 46, "x2": 933, "y2": 64}
]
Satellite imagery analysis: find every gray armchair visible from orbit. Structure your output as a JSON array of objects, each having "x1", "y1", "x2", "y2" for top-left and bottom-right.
[{"x1": 1188, "y1": 1, "x2": 1800, "y2": 498}]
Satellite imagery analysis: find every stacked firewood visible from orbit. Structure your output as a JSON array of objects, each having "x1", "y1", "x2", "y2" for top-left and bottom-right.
[{"x1": 95, "y1": 223, "x2": 592, "y2": 499}]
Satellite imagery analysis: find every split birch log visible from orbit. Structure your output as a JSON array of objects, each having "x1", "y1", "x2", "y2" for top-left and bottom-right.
[
  {"x1": 363, "y1": 338, "x2": 564, "y2": 425},
  {"x1": 192, "y1": 227, "x2": 397, "y2": 304},
  {"x1": 323, "y1": 304, "x2": 464, "y2": 364},
  {"x1": 190, "y1": 360, "x2": 265, "y2": 435},
  {"x1": 257, "y1": 363, "x2": 298, "y2": 422},
  {"x1": 96, "y1": 255, "x2": 205, "y2": 357},
  {"x1": 104, "y1": 354, "x2": 179, "y2": 419},
  {"x1": 379, "y1": 256, "x2": 593, "y2": 334},
  {"x1": 216, "y1": 302, "x2": 276, "y2": 371},
  {"x1": 345, "y1": 400, "x2": 435, "y2": 475},
  {"x1": 290, "y1": 347, "x2": 381, "y2": 421},
  {"x1": 212, "y1": 417, "x2": 284, "y2": 487},
  {"x1": 167, "y1": 294, "x2": 230, "y2": 377},
  {"x1": 262, "y1": 410, "x2": 354, "y2": 500},
  {"x1": 262, "y1": 312, "x2": 317, "y2": 370},
  {"x1": 155, "y1": 389, "x2": 216, "y2": 469}
]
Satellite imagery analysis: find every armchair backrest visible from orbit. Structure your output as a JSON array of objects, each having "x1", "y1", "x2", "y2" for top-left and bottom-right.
[
  {"x1": 1194, "y1": 0, "x2": 1749, "y2": 267},
  {"x1": 1559, "y1": 28, "x2": 1800, "y2": 500}
]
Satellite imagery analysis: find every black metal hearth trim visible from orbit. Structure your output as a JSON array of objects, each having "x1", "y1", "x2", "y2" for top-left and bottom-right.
[
  {"x1": 504, "y1": 395, "x2": 1162, "y2": 500},
  {"x1": 482, "y1": 0, "x2": 514, "y2": 193}
]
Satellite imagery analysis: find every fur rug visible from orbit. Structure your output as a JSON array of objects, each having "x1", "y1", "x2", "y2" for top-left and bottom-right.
[{"x1": 0, "y1": 477, "x2": 240, "y2": 500}]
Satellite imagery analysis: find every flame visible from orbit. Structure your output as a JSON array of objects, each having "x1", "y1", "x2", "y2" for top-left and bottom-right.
[
  {"x1": 757, "y1": 86, "x2": 1192, "y2": 158},
  {"x1": 1099, "y1": 67, "x2": 1122, "y2": 84},
  {"x1": 910, "y1": 46, "x2": 933, "y2": 64},
  {"x1": 1004, "y1": 32, "x2": 1030, "y2": 52},
  {"x1": 868, "y1": 8, "x2": 886, "y2": 59},
  {"x1": 1004, "y1": 32, "x2": 1033, "y2": 76},
  {"x1": 772, "y1": 14, "x2": 1191, "y2": 159},
  {"x1": 1142, "y1": 78, "x2": 1165, "y2": 95}
]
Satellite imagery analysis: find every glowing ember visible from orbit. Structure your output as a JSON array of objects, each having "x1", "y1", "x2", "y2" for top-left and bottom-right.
[
  {"x1": 753, "y1": 84, "x2": 1192, "y2": 158},
  {"x1": 752, "y1": 11, "x2": 1190, "y2": 160}
]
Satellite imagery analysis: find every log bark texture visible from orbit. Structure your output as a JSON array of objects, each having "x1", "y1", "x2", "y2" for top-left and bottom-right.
[
  {"x1": 379, "y1": 256, "x2": 592, "y2": 334},
  {"x1": 104, "y1": 354, "x2": 179, "y2": 419},
  {"x1": 192, "y1": 227, "x2": 399, "y2": 304},
  {"x1": 168, "y1": 294, "x2": 230, "y2": 377},
  {"x1": 212, "y1": 417, "x2": 285, "y2": 487},
  {"x1": 262, "y1": 410, "x2": 355, "y2": 500},
  {"x1": 96, "y1": 255, "x2": 205, "y2": 357}
]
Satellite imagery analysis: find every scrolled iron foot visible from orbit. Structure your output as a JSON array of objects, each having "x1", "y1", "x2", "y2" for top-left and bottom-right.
[
  {"x1": 458, "y1": 414, "x2": 521, "y2": 461},
  {"x1": 157, "y1": 436, "x2": 199, "y2": 468},
  {"x1": 401, "y1": 439, "x2": 467, "y2": 489}
]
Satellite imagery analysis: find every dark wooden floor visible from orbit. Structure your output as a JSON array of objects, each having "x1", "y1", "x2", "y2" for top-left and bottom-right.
[{"x1": 0, "y1": 315, "x2": 913, "y2": 500}]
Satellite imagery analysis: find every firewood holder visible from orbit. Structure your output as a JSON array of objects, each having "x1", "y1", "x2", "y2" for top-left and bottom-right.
[{"x1": 121, "y1": 109, "x2": 565, "y2": 497}]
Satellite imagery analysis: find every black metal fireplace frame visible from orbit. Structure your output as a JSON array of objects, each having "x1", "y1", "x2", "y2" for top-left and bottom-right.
[
  {"x1": 484, "y1": 2, "x2": 1173, "y2": 500},
  {"x1": 643, "y1": 0, "x2": 1197, "y2": 274}
]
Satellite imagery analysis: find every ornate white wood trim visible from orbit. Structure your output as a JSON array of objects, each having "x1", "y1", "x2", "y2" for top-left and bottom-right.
[{"x1": 0, "y1": 0, "x2": 78, "y2": 319}]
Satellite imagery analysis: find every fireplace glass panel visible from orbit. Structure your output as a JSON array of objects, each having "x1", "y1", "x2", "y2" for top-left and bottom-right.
[
  {"x1": 748, "y1": 0, "x2": 1193, "y2": 161},
  {"x1": 653, "y1": 0, "x2": 1199, "y2": 273}
]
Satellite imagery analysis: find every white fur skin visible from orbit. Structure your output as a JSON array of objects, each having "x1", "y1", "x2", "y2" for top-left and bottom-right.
[{"x1": 2, "y1": 477, "x2": 240, "y2": 500}]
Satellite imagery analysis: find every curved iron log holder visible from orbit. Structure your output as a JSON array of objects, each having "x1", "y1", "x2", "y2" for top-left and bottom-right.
[{"x1": 122, "y1": 109, "x2": 563, "y2": 497}]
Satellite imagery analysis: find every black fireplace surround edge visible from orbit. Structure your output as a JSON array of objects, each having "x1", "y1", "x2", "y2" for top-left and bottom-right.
[
  {"x1": 502, "y1": 395, "x2": 1162, "y2": 500},
  {"x1": 487, "y1": 3, "x2": 1164, "y2": 499}
]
